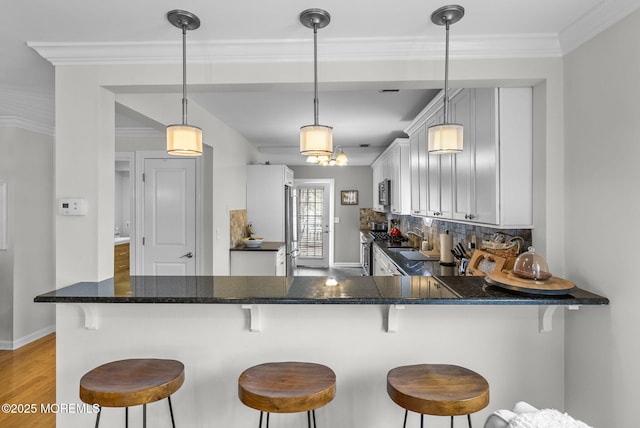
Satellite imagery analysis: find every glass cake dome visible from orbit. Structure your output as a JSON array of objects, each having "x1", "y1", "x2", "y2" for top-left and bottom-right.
[{"x1": 512, "y1": 247, "x2": 552, "y2": 280}]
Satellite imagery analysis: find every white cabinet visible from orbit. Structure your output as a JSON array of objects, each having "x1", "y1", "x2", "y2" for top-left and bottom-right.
[
  {"x1": 406, "y1": 87, "x2": 533, "y2": 228},
  {"x1": 372, "y1": 245, "x2": 402, "y2": 276},
  {"x1": 246, "y1": 165, "x2": 293, "y2": 241},
  {"x1": 372, "y1": 157, "x2": 384, "y2": 212},
  {"x1": 409, "y1": 125, "x2": 427, "y2": 216},
  {"x1": 230, "y1": 246, "x2": 286, "y2": 276},
  {"x1": 371, "y1": 138, "x2": 410, "y2": 214},
  {"x1": 407, "y1": 91, "x2": 453, "y2": 219}
]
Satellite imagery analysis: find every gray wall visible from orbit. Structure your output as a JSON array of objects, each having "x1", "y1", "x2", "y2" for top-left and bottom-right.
[
  {"x1": 290, "y1": 165, "x2": 372, "y2": 264},
  {"x1": 0, "y1": 126, "x2": 55, "y2": 348},
  {"x1": 564, "y1": 9, "x2": 640, "y2": 427}
]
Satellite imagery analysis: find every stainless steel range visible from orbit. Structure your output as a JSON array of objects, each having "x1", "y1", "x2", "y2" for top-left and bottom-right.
[
  {"x1": 360, "y1": 232, "x2": 410, "y2": 275},
  {"x1": 368, "y1": 231, "x2": 409, "y2": 243}
]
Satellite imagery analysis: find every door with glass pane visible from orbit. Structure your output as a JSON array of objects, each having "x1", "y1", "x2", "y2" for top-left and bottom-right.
[{"x1": 296, "y1": 182, "x2": 331, "y2": 268}]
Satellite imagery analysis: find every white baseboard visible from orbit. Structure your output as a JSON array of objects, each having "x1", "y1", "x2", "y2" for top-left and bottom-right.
[
  {"x1": 0, "y1": 324, "x2": 56, "y2": 350},
  {"x1": 331, "y1": 262, "x2": 362, "y2": 268}
]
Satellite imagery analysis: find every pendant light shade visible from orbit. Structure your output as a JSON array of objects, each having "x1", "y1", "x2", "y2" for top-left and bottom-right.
[
  {"x1": 167, "y1": 124, "x2": 203, "y2": 156},
  {"x1": 300, "y1": 125, "x2": 333, "y2": 157},
  {"x1": 166, "y1": 10, "x2": 203, "y2": 156},
  {"x1": 428, "y1": 123, "x2": 463, "y2": 154},
  {"x1": 300, "y1": 9, "x2": 333, "y2": 159},
  {"x1": 428, "y1": 5, "x2": 464, "y2": 155}
]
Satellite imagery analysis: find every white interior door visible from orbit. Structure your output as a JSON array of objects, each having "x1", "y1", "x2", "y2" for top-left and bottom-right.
[
  {"x1": 296, "y1": 181, "x2": 331, "y2": 268},
  {"x1": 142, "y1": 157, "x2": 196, "y2": 275}
]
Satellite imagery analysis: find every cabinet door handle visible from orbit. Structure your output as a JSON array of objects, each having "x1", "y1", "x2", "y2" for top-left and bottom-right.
[{"x1": 180, "y1": 252, "x2": 194, "y2": 258}]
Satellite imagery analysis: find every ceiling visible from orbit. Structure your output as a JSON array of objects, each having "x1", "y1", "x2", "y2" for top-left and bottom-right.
[{"x1": 2, "y1": 0, "x2": 639, "y2": 165}]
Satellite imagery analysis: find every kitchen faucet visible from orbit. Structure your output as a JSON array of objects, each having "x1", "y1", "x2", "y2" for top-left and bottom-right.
[
  {"x1": 406, "y1": 228, "x2": 424, "y2": 248},
  {"x1": 407, "y1": 227, "x2": 423, "y2": 239}
]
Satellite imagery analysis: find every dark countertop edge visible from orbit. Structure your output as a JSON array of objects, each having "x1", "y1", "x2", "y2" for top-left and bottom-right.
[
  {"x1": 34, "y1": 296, "x2": 609, "y2": 305},
  {"x1": 230, "y1": 241, "x2": 285, "y2": 251}
]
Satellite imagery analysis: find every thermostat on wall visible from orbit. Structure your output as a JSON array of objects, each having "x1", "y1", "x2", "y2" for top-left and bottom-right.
[{"x1": 58, "y1": 198, "x2": 87, "y2": 216}]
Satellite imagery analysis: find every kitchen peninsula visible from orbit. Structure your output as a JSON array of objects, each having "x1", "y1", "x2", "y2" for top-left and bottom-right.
[{"x1": 37, "y1": 276, "x2": 606, "y2": 428}]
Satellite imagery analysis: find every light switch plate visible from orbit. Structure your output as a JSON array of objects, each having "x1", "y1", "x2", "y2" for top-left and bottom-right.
[{"x1": 58, "y1": 198, "x2": 87, "y2": 216}]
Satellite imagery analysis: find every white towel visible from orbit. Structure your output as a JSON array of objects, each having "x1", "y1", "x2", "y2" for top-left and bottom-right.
[{"x1": 508, "y1": 409, "x2": 593, "y2": 428}]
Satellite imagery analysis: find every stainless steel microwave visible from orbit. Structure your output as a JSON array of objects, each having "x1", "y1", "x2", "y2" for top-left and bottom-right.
[{"x1": 378, "y1": 179, "x2": 390, "y2": 206}]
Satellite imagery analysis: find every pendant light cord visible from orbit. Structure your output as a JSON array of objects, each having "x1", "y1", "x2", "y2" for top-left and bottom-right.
[
  {"x1": 313, "y1": 23, "x2": 320, "y2": 126},
  {"x1": 443, "y1": 19, "x2": 450, "y2": 125},
  {"x1": 181, "y1": 23, "x2": 188, "y2": 125}
]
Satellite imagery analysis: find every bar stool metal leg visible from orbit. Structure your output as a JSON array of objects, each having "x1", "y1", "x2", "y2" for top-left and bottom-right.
[
  {"x1": 420, "y1": 413, "x2": 424, "y2": 428},
  {"x1": 143, "y1": 403, "x2": 147, "y2": 428},
  {"x1": 94, "y1": 407, "x2": 101, "y2": 428},
  {"x1": 125, "y1": 407, "x2": 128, "y2": 428},
  {"x1": 402, "y1": 409, "x2": 408, "y2": 428},
  {"x1": 468, "y1": 414, "x2": 472, "y2": 428},
  {"x1": 168, "y1": 396, "x2": 176, "y2": 428}
]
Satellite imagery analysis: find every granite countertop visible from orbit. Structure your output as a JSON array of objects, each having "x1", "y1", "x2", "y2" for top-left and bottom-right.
[
  {"x1": 372, "y1": 240, "x2": 459, "y2": 276},
  {"x1": 230, "y1": 241, "x2": 284, "y2": 251},
  {"x1": 34, "y1": 275, "x2": 608, "y2": 306}
]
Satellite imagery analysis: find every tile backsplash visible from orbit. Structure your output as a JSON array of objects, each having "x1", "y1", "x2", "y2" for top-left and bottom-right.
[
  {"x1": 359, "y1": 208, "x2": 387, "y2": 230},
  {"x1": 229, "y1": 209, "x2": 247, "y2": 248},
  {"x1": 360, "y1": 208, "x2": 532, "y2": 255},
  {"x1": 397, "y1": 215, "x2": 532, "y2": 254}
]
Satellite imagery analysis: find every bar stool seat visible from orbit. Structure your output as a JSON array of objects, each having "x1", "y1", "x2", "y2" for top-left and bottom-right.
[
  {"x1": 387, "y1": 364, "x2": 489, "y2": 428},
  {"x1": 80, "y1": 358, "x2": 184, "y2": 428},
  {"x1": 238, "y1": 361, "x2": 336, "y2": 428}
]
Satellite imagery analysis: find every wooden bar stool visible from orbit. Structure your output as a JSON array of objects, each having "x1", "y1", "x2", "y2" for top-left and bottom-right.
[
  {"x1": 387, "y1": 364, "x2": 489, "y2": 428},
  {"x1": 80, "y1": 358, "x2": 184, "y2": 428},
  {"x1": 238, "y1": 362, "x2": 336, "y2": 428}
]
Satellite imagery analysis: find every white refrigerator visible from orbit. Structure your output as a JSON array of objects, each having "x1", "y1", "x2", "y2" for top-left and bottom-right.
[{"x1": 246, "y1": 165, "x2": 298, "y2": 275}]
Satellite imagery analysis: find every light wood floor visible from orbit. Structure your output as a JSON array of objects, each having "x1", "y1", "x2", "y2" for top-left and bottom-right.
[{"x1": 0, "y1": 333, "x2": 55, "y2": 428}]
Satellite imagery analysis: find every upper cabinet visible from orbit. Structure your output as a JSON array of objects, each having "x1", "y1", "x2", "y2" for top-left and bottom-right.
[
  {"x1": 406, "y1": 87, "x2": 533, "y2": 228},
  {"x1": 371, "y1": 138, "x2": 410, "y2": 214}
]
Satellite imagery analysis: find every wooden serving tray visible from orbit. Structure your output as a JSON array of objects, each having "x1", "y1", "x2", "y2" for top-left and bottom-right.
[
  {"x1": 486, "y1": 269, "x2": 576, "y2": 295},
  {"x1": 466, "y1": 250, "x2": 515, "y2": 277}
]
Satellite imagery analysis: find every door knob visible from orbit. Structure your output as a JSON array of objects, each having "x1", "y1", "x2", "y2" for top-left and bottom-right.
[{"x1": 180, "y1": 252, "x2": 193, "y2": 258}]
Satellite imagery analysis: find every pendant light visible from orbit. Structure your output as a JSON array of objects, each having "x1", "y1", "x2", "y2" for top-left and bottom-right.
[
  {"x1": 166, "y1": 10, "x2": 203, "y2": 156},
  {"x1": 299, "y1": 9, "x2": 333, "y2": 159},
  {"x1": 428, "y1": 5, "x2": 464, "y2": 154}
]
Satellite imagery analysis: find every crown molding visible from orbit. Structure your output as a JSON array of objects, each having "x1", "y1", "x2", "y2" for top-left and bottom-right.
[
  {"x1": 0, "y1": 85, "x2": 55, "y2": 135},
  {"x1": 0, "y1": 116, "x2": 55, "y2": 136},
  {"x1": 115, "y1": 127, "x2": 163, "y2": 138},
  {"x1": 559, "y1": 0, "x2": 640, "y2": 53},
  {"x1": 29, "y1": 33, "x2": 563, "y2": 67}
]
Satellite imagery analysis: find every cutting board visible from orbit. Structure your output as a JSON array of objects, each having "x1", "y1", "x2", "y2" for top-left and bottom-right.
[
  {"x1": 419, "y1": 250, "x2": 440, "y2": 259},
  {"x1": 465, "y1": 250, "x2": 514, "y2": 277}
]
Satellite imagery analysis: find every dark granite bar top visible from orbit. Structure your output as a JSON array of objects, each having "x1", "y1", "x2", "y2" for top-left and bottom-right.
[
  {"x1": 230, "y1": 241, "x2": 284, "y2": 251},
  {"x1": 34, "y1": 275, "x2": 608, "y2": 306}
]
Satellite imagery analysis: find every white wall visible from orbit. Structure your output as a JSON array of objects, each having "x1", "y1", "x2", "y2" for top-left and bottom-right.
[
  {"x1": 563, "y1": 9, "x2": 640, "y2": 427},
  {"x1": 0, "y1": 126, "x2": 55, "y2": 349},
  {"x1": 291, "y1": 166, "x2": 372, "y2": 264},
  {"x1": 56, "y1": 303, "x2": 565, "y2": 428},
  {"x1": 0, "y1": 127, "x2": 15, "y2": 344},
  {"x1": 115, "y1": 93, "x2": 262, "y2": 275}
]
